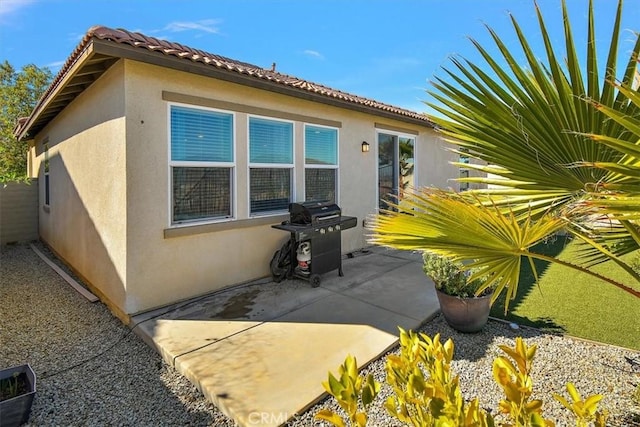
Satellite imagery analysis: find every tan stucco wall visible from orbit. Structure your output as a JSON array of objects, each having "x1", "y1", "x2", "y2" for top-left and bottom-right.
[
  {"x1": 122, "y1": 60, "x2": 459, "y2": 313},
  {"x1": 30, "y1": 61, "x2": 128, "y2": 316},
  {"x1": 415, "y1": 133, "x2": 459, "y2": 191}
]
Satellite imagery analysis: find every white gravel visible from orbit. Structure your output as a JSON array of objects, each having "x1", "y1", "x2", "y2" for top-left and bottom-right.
[
  {"x1": 2, "y1": 243, "x2": 639, "y2": 426},
  {"x1": 289, "y1": 317, "x2": 640, "y2": 427},
  {"x1": 1, "y1": 243, "x2": 236, "y2": 426}
]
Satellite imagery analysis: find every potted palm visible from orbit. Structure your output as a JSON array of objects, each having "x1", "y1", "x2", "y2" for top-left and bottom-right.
[
  {"x1": 423, "y1": 252, "x2": 493, "y2": 332},
  {"x1": 0, "y1": 364, "x2": 36, "y2": 427}
]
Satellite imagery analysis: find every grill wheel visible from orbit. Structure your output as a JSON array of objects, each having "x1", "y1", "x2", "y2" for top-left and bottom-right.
[{"x1": 310, "y1": 274, "x2": 321, "y2": 288}]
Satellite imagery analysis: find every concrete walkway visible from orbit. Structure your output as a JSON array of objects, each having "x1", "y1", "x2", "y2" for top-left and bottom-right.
[{"x1": 131, "y1": 247, "x2": 440, "y2": 427}]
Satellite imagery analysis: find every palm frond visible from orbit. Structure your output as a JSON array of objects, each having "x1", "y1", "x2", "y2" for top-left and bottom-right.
[
  {"x1": 368, "y1": 189, "x2": 566, "y2": 311},
  {"x1": 426, "y1": 0, "x2": 638, "y2": 206},
  {"x1": 422, "y1": 0, "x2": 640, "y2": 293}
]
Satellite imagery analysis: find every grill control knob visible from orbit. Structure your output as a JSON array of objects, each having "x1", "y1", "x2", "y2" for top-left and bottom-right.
[
  {"x1": 328, "y1": 226, "x2": 334, "y2": 232},
  {"x1": 320, "y1": 228, "x2": 326, "y2": 234},
  {"x1": 336, "y1": 224, "x2": 341, "y2": 231}
]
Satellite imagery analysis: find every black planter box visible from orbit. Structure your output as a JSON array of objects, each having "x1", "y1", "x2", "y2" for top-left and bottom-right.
[{"x1": 0, "y1": 364, "x2": 36, "y2": 427}]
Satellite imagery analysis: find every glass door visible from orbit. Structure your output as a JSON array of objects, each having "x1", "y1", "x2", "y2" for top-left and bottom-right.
[{"x1": 378, "y1": 133, "x2": 414, "y2": 210}]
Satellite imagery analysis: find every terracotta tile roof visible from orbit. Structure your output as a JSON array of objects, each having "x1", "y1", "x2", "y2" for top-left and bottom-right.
[
  {"x1": 90, "y1": 26, "x2": 431, "y2": 122},
  {"x1": 17, "y1": 25, "x2": 433, "y2": 139}
]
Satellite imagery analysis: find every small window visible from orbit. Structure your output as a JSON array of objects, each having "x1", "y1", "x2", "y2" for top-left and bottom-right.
[
  {"x1": 460, "y1": 169, "x2": 470, "y2": 191},
  {"x1": 248, "y1": 117, "x2": 294, "y2": 215},
  {"x1": 304, "y1": 125, "x2": 338, "y2": 203},
  {"x1": 459, "y1": 147, "x2": 470, "y2": 164},
  {"x1": 170, "y1": 105, "x2": 234, "y2": 223},
  {"x1": 44, "y1": 142, "x2": 50, "y2": 207}
]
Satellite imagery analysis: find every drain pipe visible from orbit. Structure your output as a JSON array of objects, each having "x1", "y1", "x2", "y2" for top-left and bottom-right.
[{"x1": 30, "y1": 243, "x2": 98, "y2": 302}]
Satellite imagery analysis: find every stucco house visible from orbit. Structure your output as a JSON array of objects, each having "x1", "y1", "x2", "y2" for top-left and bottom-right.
[{"x1": 16, "y1": 26, "x2": 461, "y2": 322}]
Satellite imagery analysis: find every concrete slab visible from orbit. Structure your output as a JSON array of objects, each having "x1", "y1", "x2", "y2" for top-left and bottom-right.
[
  {"x1": 318, "y1": 250, "x2": 410, "y2": 292},
  {"x1": 174, "y1": 322, "x2": 398, "y2": 427},
  {"x1": 132, "y1": 248, "x2": 440, "y2": 427},
  {"x1": 274, "y1": 292, "x2": 420, "y2": 334},
  {"x1": 367, "y1": 245, "x2": 424, "y2": 261},
  {"x1": 133, "y1": 279, "x2": 334, "y2": 362},
  {"x1": 132, "y1": 279, "x2": 332, "y2": 323},
  {"x1": 135, "y1": 319, "x2": 261, "y2": 366},
  {"x1": 339, "y1": 261, "x2": 439, "y2": 322}
]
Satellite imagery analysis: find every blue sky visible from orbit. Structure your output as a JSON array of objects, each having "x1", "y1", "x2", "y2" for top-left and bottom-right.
[{"x1": 1, "y1": 0, "x2": 638, "y2": 115}]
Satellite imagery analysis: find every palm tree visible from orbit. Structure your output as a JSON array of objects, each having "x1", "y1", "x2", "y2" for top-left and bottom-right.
[{"x1": 370, "y1": 0, "x2": 640, "y2": 310}]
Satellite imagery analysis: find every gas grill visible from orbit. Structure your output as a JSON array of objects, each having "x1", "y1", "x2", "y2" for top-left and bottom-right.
[{"x1": 271, "y1": 201, "x2": 357, "y2": 287}]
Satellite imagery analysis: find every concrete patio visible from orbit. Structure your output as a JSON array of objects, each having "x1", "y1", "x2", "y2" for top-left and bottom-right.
[{"x1": 131, "y1": 246, "x2": 440, "y2": 427}]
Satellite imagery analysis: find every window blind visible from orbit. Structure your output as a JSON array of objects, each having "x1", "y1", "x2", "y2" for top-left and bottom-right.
[
  {"x1": 249, "y1": 117, "x2": 293, "y2": 164},
  {"x1": 305, "y1": 125, "x2": 337, "y2": 165},
  {"x1": 171, "y1": 106, "x2": 233, "y2": 162}
]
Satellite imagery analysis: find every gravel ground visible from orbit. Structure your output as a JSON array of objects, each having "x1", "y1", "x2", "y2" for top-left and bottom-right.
[
  {"x1": 1, "y1": 243, "x2": 639, "y2": 426},
  {"x1": 1, "y1": 243, "x2": 236, "y2": 426},
  {"x1": 289, "y1": 318, "x2": 640, "y2": 427}
]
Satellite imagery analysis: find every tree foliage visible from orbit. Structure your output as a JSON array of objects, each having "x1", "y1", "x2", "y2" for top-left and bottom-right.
[{"x1": 0, "y1": 60, "x2": 52, "y2": 178}]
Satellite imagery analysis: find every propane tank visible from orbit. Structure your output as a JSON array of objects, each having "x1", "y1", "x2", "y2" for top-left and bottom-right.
[{"x1": 296, "y1": 241, "x2": 311, "y2": 274}]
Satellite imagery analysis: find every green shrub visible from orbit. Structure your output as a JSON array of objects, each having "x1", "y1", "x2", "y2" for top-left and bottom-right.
[
  {"x1": 553, "y1": 383, "x2": 608, "y2": 427},
  {"x1": 422, "y1": 253, "x2": 489, "y2": 298},
  {"x1": 317, "y1": 329, "x2": 607, "y2": 427},
  {"x1": 384, "y1": 330, "x2": 492, "y2": 426},
  {"x1": 316, "y1": 355, "x2": 380, "y2": 427}
]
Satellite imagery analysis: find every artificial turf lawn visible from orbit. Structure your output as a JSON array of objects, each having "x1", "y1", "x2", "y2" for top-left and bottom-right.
[{"x1": 490, "y1": 235, "x2": 640, "y2": 350}]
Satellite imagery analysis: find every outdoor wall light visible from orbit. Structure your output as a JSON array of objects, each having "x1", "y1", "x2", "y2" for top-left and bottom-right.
[{"x1": 361, "y1": 141, "x2": 370, "y2": 153}]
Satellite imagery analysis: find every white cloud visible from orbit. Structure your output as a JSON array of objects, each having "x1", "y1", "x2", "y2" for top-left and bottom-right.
[
  {"x1": 163, "y1": 19, "x2": 221, "y2": 34},
  {"x1": 0, "y1": 0, "x2": 36, "y2": 20},
  {"x1": 45, "y1": 60, "x2": 65, "y2": 69},
  {"x1": 303, "y1": 49, "x2": 324, "y2": 60}
]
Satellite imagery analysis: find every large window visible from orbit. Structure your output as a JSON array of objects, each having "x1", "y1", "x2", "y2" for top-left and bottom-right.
[
  {"x1": 304, "y1": 124, "x2": 338, "y2": 203},
  {"x1": 170, "y1": 105, "x2": 234, "y2": 223},
  {"x1": 249, "y1": 117, "x2": 293, "y2": 215},
  {"x1": 378, "y1": 132, "x2": 415, "y2": 210}
]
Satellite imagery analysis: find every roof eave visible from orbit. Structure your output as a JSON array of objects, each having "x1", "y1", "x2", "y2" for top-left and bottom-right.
[
  {"x1": 17, "y1": 36, "x2": 434, "y2": 140},
  {"x1": 16, "y1": 42, "x2": 98, "y2": 141}
]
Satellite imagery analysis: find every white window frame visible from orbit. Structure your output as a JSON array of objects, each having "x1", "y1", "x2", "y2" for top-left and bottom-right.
[
  {"x1": 303, "y1": 123, "x2": 339, "y2": 203},
  {"x1": 43, "y1": 142, "x2": 50, "y2": 208},
  {"x1": 247, "y1": 114, "x2": 295, "y2": 217},
  {"x1": 459, "y1": 169, "x2": 470, "y2": 191},
  {"x1": 375, "y1": 130, "x2": 417, "y2": 211},
  {"x1": 167, "y1": 102, "x2": 237, "y2": 227}
]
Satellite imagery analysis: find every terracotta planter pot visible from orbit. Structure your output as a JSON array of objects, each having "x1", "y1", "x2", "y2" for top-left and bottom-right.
[
  {"x1": 435, "y1": 289, "x2": 492, "y2": 333},
  {"x1": 0, "y1": 364, "x2": 36, "y2": 427}
]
